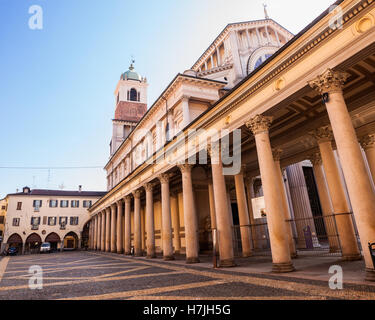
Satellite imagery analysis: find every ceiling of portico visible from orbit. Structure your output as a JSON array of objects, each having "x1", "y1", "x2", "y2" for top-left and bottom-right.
[{"x1": 238, "y1": 42, "x2": 375, "y2": 173}]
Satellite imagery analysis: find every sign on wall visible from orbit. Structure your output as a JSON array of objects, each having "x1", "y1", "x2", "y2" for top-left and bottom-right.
[{"x1": 251, "y1": 196, "x2": 266, "y2": 219}]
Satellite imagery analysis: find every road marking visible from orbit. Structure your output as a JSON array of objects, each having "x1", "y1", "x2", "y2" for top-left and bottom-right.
[
  {"x1": 90, "y1": 252, "x2": 375, "y2": 300},
  {"x1": 0, "y1": 270, "x2": 184, "y2": 292},
  {"x1": 60, "y1": 280, "x2": 227, "y2": 300},
  {"x1": 0, "y1": 258, "x2": 9, "y2": 282}
]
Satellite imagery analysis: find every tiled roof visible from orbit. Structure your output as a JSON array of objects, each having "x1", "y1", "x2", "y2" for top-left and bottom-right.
[{"x1": 7, "y1": 189, "x2": 107, "y2": 197}]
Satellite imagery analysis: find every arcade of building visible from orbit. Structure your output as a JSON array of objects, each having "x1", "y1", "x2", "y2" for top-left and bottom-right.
[{"x1": 88, "y1": 0, "x2": 375, "y2": 281}]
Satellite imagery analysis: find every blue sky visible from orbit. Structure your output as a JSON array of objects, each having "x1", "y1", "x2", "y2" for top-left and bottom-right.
[{"x1": 0, "y1": 0, "x2": 334, "y2": 198}]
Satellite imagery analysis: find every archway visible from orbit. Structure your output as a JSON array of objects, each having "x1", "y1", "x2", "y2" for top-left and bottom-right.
[
  {"x1": 7, "y1": 233, "x2": 23, "y2": 253},
  {"x1": 64, "y1": 232, "x2": 79, "y2": 250},
  {"x1": 25, "y1": 233, "x2": 42, "y2": 254},
  {"x1": 246, "y1": 46, "x2": 279, "y2": 74},
  {"x1": 45, "y1": 232, "x2": 61, "y2": 252}
]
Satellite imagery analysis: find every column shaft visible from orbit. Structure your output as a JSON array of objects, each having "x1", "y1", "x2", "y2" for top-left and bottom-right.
[
  {"x1": 124, "y1": 196, "x2": 132, "y2": 255},
  {"x1": 160, "y1": 174, "x2": 174, "y2": 260},
  {"x1": 179, "y1": 165, "x2": 199, "y2": 263},
  {"x1": 171, "y1": 194, "x2": 181, "y2": 254},
  {"x1": 234, "y1": 172, "x2": 252, "y2": 257},
  {"x1": 105, "y1": 208, "x2": 111, "y2": 252},
  {"x1": 210, "y1": 150, "x2": 235, "y2": 267},
  {"x1": 116, "y1": 201, "x2": 123, "y2": 254},
  {"x1": 101, "y1": 211, "x2": 105, "y2": 251},
  {"x1": 246, "y1": 116, "x2": 294, "y2": 273},
  {"x1": 145, "y1": 184, "x2": 156, "y2": 258},
  {"x1": 133, "y1": 191, "x2": 142, "y2": 256}
]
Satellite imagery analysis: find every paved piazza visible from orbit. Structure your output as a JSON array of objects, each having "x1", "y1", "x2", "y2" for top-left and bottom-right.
[{"x1": 0, "y1": 251, "x2": 374, "y2": 300}]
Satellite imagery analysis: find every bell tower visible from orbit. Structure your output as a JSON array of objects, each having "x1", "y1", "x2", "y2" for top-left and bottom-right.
[{"x1": 110, "y1": 61, "x2": 148, "y2": 156}]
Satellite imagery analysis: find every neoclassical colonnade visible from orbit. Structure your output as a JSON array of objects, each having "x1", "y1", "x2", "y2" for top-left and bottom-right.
[{"x1": 89, "y1": 69, "x2": 375, "y2": 280}]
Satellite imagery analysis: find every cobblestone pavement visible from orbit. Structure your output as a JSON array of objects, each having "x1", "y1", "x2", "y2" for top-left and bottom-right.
[{"x1": 0, "y1": 251, "x2": 374, "y2": 300}]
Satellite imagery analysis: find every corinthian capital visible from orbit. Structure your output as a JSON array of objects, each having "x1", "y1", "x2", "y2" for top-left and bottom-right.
[
  {"x1": 311, "y1": 126, "x2": 333, "y2": 143},
  {"x1": 308, "y1": 69, "x2": 350, "y2": 94},
  {"x1": 144, "y1": 183, "x2": 154, "y2": 192},
  {"x1": 132, "y1": 189, "x2": 143, "y2": 199},
  {"x1": 178, "y1": 163, "x2": 193, "y2": 174},
  {"x1": 308, "y1": 152, "x2": 322, "y2": 166},
  {"x1": 158, "y1": 173, "x2": 171, "y2": 184},
  {"x1": 360, "y1": 134, "x2": 375, "y2": 150},
  {"x1": 245, "y1": 115, "x2": 273, "y2": 135},
  {"x1": 272, "y1": 148, "x2": 283, "y2": 161}
]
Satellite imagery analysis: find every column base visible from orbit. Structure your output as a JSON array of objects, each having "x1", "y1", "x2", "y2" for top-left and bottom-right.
[
  {"x1": 291, "y1": 253, "x2": 298, "y2": 259},
  {"x1": 135, "y1": 252, "x2": 143, "y2": 257},
  {"x1": 110, "y1": 250, "x2": 116, "y2": 253},
  {"x1": 163, "y1": 255, "x2": 175, "y2": 261},
  {"x1": 242, "y1": 252, "x2": 253, "y2": 258},
  {"x1": 219, "y1": 259, "x2": 236, "y2": 268},
  {"x1": 116, "y1": 250, "x2": 123, "y2": 254},
  {"x1": 186, "y1": 257, "x2": 200, "y2": 264},
  {"x1": 124, "y1": 251, "x2": 131, "y2": 255},
  {"x1": 272, "y1": 262, "x2": 295, "y2": 273},
  {"x1": 146, "y1": 254, "x2": 157, "y2": 259},
  {"x1": 342, "y1": 253, "x2": 362, "y2": 261},
  {"x1": 329, "y1": 247, "x2": 341, "y2": 253},
  {"x1": 365, "y1": 268, "x2": 375, "y2": 282}
]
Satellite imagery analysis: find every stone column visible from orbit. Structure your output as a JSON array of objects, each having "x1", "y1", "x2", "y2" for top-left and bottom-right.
[
  {"x1": 133, "y1": 190, "x2": 143, "y2": 256},
  {"x1": 286, "y1": 163, "x2": 320, "y2": 249},
  {"x1": 159, "y1": 173, "x2": 174, "y2": 260},
  {"x1": 97, "y1": 212, "x2": 101, "y2": 251},
  {"x1": 209, "y1": 145, "x2": 235, "y2": 267},
  {"x1": 96, "y1": 215, "x2": 100, "y2": 250},
  {"x1": 273, "y1": 149, "x2": 297, "y2": 258},
  {"x1": 145, "y1": 183, "x2": 156, "y2": 258},
  {"x1": 245, "y1": 177, "x2": 260, "y2": 250},
  {"x1": 124, "y1": 196, "x2": 132, "y2": 255},
  {"x1": 170, "y1": 192, "x2": 181, "y2": 255},
  {"x1": 308, "y1": 152, "x2": 340, "y2": 252},
  {"x1": 116, "y1": 200, "x2": 123, "y2": 254},
  {"x1": 110, "y1": 204, "x2": 116, "y2": 253},
  {"x1": 311, "y1": 126, "x2": 361, "y2": 260},
  {"x1": 360, "y1": 134, "x2": 375, "y2": 184},
  {"x1": 105, "y1": 207, "x2": 111, "y2": 252},
  {"x1": 234, "y1": 167, "x2": 253, "y2": 257},
  {"x1": 92, "y1": 216, "x2": 97, "y2": 250},
  {"x1": 101, "y1": 211, "x2": 105, "y2": 251},
  {"x1": 179, "y1": 164, "x2": 199, "y2": 263},
  {"x1": 246, "y1": 115, "x2": 294, "y2": 273},
  {"x1": 309, "y1": 69, "x2": 375, "y2": 279},
  {"x1": 88, "y1": 221, "x2": 92, "y2": 249}
]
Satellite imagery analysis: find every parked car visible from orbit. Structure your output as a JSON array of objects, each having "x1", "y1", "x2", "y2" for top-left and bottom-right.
[
  {"x1": 40, "y1": 242, "x2": 51, "y2": 253},
  {"x1": 6, "y1": 247, "x2": 18, "y2": 256}
]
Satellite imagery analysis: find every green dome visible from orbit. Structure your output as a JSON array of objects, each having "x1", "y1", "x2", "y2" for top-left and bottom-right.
[{"x1": 121, "y1": 62, "x2": 141, "y2": 81}]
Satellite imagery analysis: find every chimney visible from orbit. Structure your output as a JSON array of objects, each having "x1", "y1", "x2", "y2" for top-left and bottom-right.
[{"x1": 79, "y1": 185, "x2": 82, "y2": 192}]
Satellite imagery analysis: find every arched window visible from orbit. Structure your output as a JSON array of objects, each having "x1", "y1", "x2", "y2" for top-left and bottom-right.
[{"x1": 130, "y1": 88, "x2": 138, "y2": 101}]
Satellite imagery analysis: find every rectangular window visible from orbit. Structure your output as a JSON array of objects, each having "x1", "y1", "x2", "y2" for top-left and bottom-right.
[
  {"x1": 60, "y1": 200, "x2": 69, "y2": 208},
  {"x1": 83, "y1": 200, "x2": 92, "y2": 208},
  {"x1": 33, "y1": 200, "x2": 42, "y2": 208},
  {"x1": 0, "y1": 216, "x2": 4, "y2": 224},
  {"x1": 12, "y1": 218, "x2": 20, "y2": 226},
  {"x1": 71, "y1": 200, "x2": 79, "y2": 208},
  {"x1": 59, "y1": 217, "x2": 68, "y2": 225},
  {"x1": 16, "y1": 202, "x2": 22, "y2": 210},
  {"x1": 49, "y1": 200, "x2": 58, "y2": 208},
  {"x1": 48, "y1": 217, "x2": 57, "y2": 226},
  {"x1": 30, "y1": 217, "x2": 41, "y2": 225},
  {"x1": 43, "y1": 216, "x2": 47, "y2": 225},
  {"x1": 70, "y1": 217, "x2": 79, "y2": 225}
]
